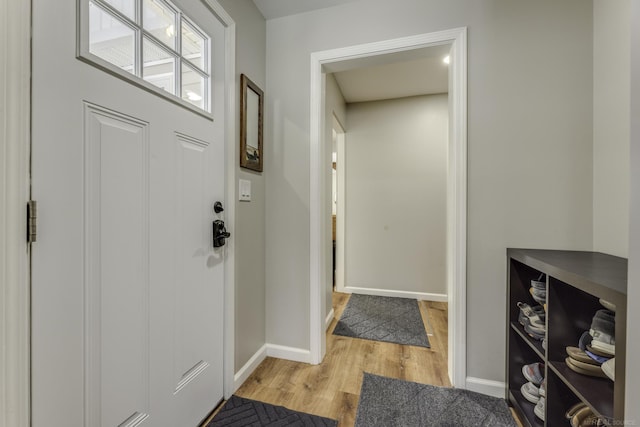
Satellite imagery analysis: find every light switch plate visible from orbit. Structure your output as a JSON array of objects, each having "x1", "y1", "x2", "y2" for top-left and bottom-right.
[{"x1": 239, "y1": 179, "x2": 251, "y2": 202}]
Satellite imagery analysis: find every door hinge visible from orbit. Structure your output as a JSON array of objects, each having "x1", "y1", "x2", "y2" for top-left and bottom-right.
[{"x1": 27, "y1": 200, "x2": 37, "y2": 243}]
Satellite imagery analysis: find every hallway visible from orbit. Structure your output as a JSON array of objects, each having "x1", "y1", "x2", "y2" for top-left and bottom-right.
[{"x1": 218, "y1": 293, "x2": 449, "y2": 426}]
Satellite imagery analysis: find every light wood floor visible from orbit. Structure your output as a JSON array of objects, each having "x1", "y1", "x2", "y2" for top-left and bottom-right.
[{"x1": 205, "y1": 292, "x2": 522, "y2": 426}]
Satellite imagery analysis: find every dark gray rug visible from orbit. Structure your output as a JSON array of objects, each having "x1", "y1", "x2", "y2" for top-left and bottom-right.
[
  {"x1": 333, "y1": 294, "x2": 430, "y2": 347},
  {"x1": 355, "y1": 373, "x2": 517, "y2": 427},
  {"x1": 206, "y1": 395, "x2": 338, "y2": 426}
]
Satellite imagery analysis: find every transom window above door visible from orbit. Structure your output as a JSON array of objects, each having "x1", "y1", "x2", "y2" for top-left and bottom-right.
[{"x1": 79, "y1": 0, "x2": 212, "y2": 115}]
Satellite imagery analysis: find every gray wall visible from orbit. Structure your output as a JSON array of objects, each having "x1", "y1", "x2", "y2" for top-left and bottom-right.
[
  {"x1": 593, "y1": 0, "x2": 630, "y2": 258},
  {"x1": 325, "y1": 74, "x2": 346, "y2": 321},
  {"x1": 345, "y1": 95, "x2": 447, "y2": 295},
  {"x1": 218, "y1": 0, "x2": 266, "y2": 373},
  {"x1": 264, "y1": 0, "x2": 594, "y2": 383},
  {"x1": 625, "y1": 0, "x2": 639, "y2": 420}
]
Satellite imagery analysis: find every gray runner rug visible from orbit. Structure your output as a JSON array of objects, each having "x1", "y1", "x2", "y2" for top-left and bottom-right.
[
  {"x1": 206, "y1": 395, "x2": 338, "y2": 426},
  {"x1": 355, "y1": 373, "x2": 517, "y2": 427},
  {"x1": 333, "y1": 294, "x2": 430, "y2": 347}
]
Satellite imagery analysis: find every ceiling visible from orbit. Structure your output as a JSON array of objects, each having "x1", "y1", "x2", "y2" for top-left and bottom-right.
[
  {"x1": 332, "y1": 45, "x2": 450, "y2": 103},
  {"x1": 252, "y1": 0, "x2": 359, "y2": 20},
  {"x1": 251, "y1": 1, "x2": 450, "y2": 103}
]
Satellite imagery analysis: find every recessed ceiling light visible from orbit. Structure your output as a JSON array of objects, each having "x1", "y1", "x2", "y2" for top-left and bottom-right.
[{"x1": 443, "y1": 55, "x2": 450, "y2": 65}]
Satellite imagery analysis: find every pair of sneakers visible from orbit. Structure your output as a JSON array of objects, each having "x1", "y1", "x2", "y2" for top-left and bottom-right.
[
  {"x1": 520, "y1": 362, "x2": 547, "y2": 420},
  {"x1": 589, "y1": 309, "x2": 615, "y2": 356},
  {"x1": 517, "y1": 302, "x2": 545, "y2": 340},
  {"x1": 520, "y1": 362, "x2": 545, "y2": 420},
  {"x1": 565, "y1": 345, "x2": 609, "y2": 379},
  {"x1": 534, "y1": 397, "x2": 545, "y2": 421},
  {"x1": 530, "y1": 278, "x2": 546, "y2": 304},
  {"x1": 565, "y1": 402, "x2": 605, "y2": 427}
]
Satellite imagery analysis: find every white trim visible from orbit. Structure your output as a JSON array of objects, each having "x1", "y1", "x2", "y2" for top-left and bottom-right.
[
  {"x1": 266, "y1": 344, "x2": 312, "y2": 364},
  {"x1": 200, "y1": 0, "x2": 237, "y2": 400},
  {"x1": 233, "y1": 344, "x2": 267, "y2": 391},
  {"x1": 310, "y1": 28, "x2": 467, "y2": 387},
  {"x1": 334, "y1": 118, "x2": 346, "y2": 292},
  {"x1": 465, "y1": 377, "x2": 506, "y2": 399},
  {"x1": 342, "y1": 287, "x2": 448, "y2": 303},
  {"x1": 325, "y1": 308, "x2": 335, "y2": 330},
  {"x1": 446, "y1": 28, "x2": 468, "y2": 389},
  {"x1": 0, "y1": 0, "x2": 31, "y2": 425},
  {"x1": 309, "y1": 59, "x2": 325, "y2": 365}
]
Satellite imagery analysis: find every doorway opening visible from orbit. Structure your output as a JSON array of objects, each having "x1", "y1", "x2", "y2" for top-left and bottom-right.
[{"x1": 309, "y1": 28, "x2": 467, "y2": 387}]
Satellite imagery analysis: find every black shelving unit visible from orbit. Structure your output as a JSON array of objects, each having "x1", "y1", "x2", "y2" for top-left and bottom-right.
[{"x1": 506, "y1": 249, "x2": 627, "y2": 427}]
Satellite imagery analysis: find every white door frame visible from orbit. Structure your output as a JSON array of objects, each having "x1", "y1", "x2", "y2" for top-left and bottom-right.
[
  {"x1": 0, "y1": 2, "x2": 236, "y2": 426},
  {"x1": 0, "y1": 0, "x2": 32, "y2": 426},
  {"x1": 201, "y1": 0, "x2": 239, "y2": 400},
  {"x1": 333, "y1": 117, "x2": 346, "y2": 292},
  {"x1": 309, "y1": 28, "x2": 467, "y2": 387}
]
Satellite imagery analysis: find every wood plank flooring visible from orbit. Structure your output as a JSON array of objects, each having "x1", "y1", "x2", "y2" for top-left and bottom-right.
[{"x1": 204, "y1": 292, "x2": 522, "y2": 426}]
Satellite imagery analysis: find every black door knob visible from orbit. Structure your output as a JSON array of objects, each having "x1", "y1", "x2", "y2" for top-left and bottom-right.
[
  {"x1": 213, "y1": 219, "x2": 230, "y2": 247},
  {"x1": 214, "y1": 201, "x2": 224, "y2": 213}
]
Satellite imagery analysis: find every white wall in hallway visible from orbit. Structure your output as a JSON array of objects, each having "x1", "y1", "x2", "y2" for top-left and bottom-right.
[{"x1": 345, "y1": 94, "x2": 448, "y2": 296}]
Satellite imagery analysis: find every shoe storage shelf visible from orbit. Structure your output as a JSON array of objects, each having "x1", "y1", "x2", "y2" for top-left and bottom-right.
[{"x1": 506, "y1": 249, "x2": 627, "y2": 427}]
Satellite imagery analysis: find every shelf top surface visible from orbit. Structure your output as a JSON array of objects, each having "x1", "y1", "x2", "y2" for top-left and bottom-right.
[{"x1": 507, "y1": 249, "x2": 627, "y2": 297}]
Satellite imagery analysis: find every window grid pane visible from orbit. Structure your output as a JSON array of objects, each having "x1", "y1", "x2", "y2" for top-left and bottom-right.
[
  {"x1": 181, "y1": 18, "x2": 206, "y2": 72},
  {"x1": 143, "y1": 36, "x2": 176, "y2": 95},
  {"x1": 143, "y1": 0, "x2": 177, "y2": 50},
  {"x1": 181, "y1": 63, "x2": 205, "y2": 110},
  {"x1": 102, "y1": 0, "x2": 136, "y2": 21},
  {"x1": 89, "y1": 1, "x2": 136, "y2": 74}
]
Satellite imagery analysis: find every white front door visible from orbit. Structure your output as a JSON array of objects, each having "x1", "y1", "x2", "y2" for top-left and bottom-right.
[{"x1": 31, "y1": 1, "x2": 227, "y2": 426}]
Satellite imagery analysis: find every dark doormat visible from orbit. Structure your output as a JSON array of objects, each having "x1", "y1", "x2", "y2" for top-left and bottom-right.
[
  {"x1": 333, "y1": 294, "x2": 430, "y2": 348},
  {"x1": 206, "y1": 395, "x2": 338, "y2": 426},
  {"x1": 355, "y1": 373, "x2": 517, "y2": 427}
]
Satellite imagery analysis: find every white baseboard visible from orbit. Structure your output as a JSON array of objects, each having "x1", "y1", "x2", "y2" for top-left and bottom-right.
[
  {"x1": 233, "y1": 344, "x2": 268, "y2": 391},
  {"x1": 344, "y1": 286, "x2": 447, "y2": 302},
  {"x1": 266, "y1": 344, "x2": 312, "y2": 364},
  {"x1": 325, "y1": 308, "x2": 335, "y2": 330},
  {"x1": 465, "y1": 377, "x2": 506, "y2": 398},
  {"x1": 232, "y1": 342, "x2": 314, "y2": 391}
]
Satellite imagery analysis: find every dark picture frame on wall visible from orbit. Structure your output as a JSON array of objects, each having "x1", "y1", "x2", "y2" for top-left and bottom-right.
[{"x1": 240, "y1": 74, "x2": 264, "y2": 172}]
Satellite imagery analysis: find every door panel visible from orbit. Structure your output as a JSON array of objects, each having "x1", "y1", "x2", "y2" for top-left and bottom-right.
[
  {"x1": 171, "y1": 132, "x2": 224, "y2": 416},
  {"x1": 84, "y1": 104, "x2": 151, "y2": 427},
  {"x1": 174, "y1": 133, "x2": 212, "y2": 394}
]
